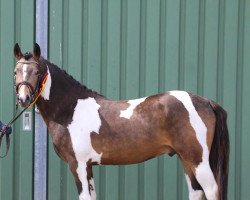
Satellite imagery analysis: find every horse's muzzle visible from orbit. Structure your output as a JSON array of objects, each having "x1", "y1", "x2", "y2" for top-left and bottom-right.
[{"x1": 17, "y1": 93, "x2": 31, "y2": 107}]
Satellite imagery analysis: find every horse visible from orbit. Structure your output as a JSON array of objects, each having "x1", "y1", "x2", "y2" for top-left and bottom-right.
[{"x1": 13, "y1": 43, "x2": 229, "y2": 200}]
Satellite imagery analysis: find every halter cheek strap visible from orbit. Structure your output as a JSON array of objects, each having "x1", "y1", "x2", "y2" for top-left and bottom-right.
[{"x1": 29, "y1": 71, "x2": 48, "y2": 107}]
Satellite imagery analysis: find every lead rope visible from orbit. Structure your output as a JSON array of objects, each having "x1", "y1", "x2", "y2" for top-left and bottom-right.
[{"x1": 0, "y1": 72, "x2": 48, "y2": 158}]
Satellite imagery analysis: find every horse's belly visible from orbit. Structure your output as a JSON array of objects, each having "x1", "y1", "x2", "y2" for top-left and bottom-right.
[{"x1": 96, "y1": 141, "x2": 175, "y2": 165}]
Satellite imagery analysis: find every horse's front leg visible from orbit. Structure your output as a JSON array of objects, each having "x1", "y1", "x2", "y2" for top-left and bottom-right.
[{"x1": 68, "y1": 159, "x2": 96, "y2": 200}]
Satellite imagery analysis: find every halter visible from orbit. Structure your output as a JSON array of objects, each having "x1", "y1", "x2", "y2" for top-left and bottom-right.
[
  {"x1": 15, "y1": 61, "x2": 41, "y2": 102},
  {"x1": 0, "y1": 60, "x2": 48, "y2": 158},
  {"x1": 14, "y1": 60, "x2": 49, "y2": 111}
]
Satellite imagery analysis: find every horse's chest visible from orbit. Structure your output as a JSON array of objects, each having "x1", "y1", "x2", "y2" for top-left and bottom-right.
[
  {"x1": 47, "y1": 121, "x2": 73, "y2": 161},
  {"x1": 67, "y1": 98, "x2": 103, "y2": 163}
]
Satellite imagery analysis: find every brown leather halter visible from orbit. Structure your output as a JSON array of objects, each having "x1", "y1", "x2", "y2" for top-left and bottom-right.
[{"x1": 14, "y1": 60, "x2": 41, "y2": 103}]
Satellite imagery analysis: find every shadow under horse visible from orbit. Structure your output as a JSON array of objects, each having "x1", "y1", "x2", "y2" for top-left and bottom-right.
[{"x1": 13, "y1": 43, "x2": 229, "y2": 200}]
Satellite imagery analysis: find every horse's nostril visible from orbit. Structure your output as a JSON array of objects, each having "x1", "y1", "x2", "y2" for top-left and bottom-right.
[{"x1": 26, "y1": 95, "x2": 30, "y2": 102}]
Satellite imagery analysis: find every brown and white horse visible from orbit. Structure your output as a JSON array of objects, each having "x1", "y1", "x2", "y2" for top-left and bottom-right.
[{"x1": 13, "y1": 43, "x2": 229, "y2": 200}]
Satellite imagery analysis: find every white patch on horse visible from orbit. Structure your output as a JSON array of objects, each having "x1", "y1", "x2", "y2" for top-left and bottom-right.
[
  {"x1": 77, "y1": 163, "x2": 96, "y2": 200},
  {"x1": 18, "y1": 86, "x2": 26, "y2": 101},
  {"x1": 18, "y1": 64, "x2": 28, "y2": 99},
  {"x1": 68, "y1": 97, "x2": 102, "y2": 200},
  {"x1": 68, "y1": 97, "x2": 102, "y2": 163},
  {"x1": 120, "y1": 97, "x2": 147, "y2": 119},
  {"x1": 170, "y1": 91, "x2": 218, "y2": 200},
  {"x1": 22, "y1": 64, "x2": 28, "y2": 80},
  {"x1": 185, "y1": 174, "x2": 205, "y2": 200},
  {"x1": 195, "y1": 161, "x2": 218, "y2": 200},
  {"x1": 77, "y1": 162, "x2": 89, "y2": 200},
  {"x1": 169, "y1": 91, "x2": 208, "y2": 160},
  {"x1": 41, "y1": 66, "x2": 51, "y2": 100},
  {"x1": 41, "y1": 66, "x2": 52, "y2": 100}
]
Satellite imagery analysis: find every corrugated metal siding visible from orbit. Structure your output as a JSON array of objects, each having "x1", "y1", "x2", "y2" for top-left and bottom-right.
[
  {"x1": 0, "y1": 0, "x2": 34, "y2": 200},
  {"x1": 47, "y1": 0, "x2": 250, "y2": 199}
]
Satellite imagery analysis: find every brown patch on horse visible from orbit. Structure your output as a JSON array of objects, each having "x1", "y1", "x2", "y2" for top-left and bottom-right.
[
  {"x1": 90, "y1": 96, "x2": 175, "y2": 165},
  {"x1": 182, "y1": 159, "x2": 203, "y2": 191},
  {"x1": 163, "y1": 94, "x2": 203, "y2": 165},
  {"x1": 189, "y1": 94, "x2": 216, "y2": 152},
  {"x1": 90, "y1": 93, "x2": 203, "y2": 166},
  {"x1": 47, "y1": 121, "x2": 75, "y2": 162}
]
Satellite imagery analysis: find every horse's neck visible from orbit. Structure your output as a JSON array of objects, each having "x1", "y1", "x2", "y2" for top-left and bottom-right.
[{"x1": 36, "y1": 64, "x2": 103, "y2": 125}]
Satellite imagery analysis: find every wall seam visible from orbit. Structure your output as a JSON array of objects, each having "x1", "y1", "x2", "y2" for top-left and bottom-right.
[
  {"x1": 235, "y1": 0, "x2": 245, "y2": 199},
  {"x1": 35, "y1": 0, "x2": 48, "y2": 200}
]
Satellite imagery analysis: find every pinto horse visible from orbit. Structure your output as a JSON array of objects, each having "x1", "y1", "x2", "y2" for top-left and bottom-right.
[{"x1": 13, "y1": 43, "x2": 229, "y2": 200}]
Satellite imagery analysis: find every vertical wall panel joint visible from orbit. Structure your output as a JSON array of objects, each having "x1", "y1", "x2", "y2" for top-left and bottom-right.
[
  {"x1": 197, "y1": 0, "x2": 205, "y2": 95},
  {"x1": 217, "y1": 0, "x2": 225, "y2": 104},
  {"x1": 178, "y1": 0, "x2": 186, "y2": 91},
  {"x1": 119, "y1": 0, "x2": 127, "y2": 100},
  {"x1": 235, "y1": 0, "x2": 245, "y2": 199},
  {"x1": 81, "y1": 0, "x2": 89, "y2": 85},
  {"x1": 158, "y1": 0, "x2": 166, "y2": 93},
  {"x1": 100, "y1": 0, "x2": 108, "y2": 96},
  {"x1": 139, "y1": 0, "x2": 147, "y2": 97},
  {"x1": 62, "y1": 0, "x2": 69, "y2": 71},
  {"x1": 35, "y1": 0, "x2": 48, "y2": 200}
]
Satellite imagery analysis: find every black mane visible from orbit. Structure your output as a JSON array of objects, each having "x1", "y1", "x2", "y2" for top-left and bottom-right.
[{"x1": 43, "y1": 58, "x2": 103, "y2": 99}]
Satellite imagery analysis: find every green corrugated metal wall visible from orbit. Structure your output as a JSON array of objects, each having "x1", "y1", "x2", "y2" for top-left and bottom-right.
[
  {"x1": 0, "y1": 0, "x2": 250, "y2": 199},
  {"x1": 0, "y1": 0, "x2": 34, "y2": 200},
  {"x1": 48, "y1": 0, "x2": 250, "y2": 199}
]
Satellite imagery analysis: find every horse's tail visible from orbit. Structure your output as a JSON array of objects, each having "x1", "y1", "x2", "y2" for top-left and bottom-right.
[{"x1": 209, "y1": 100, "x2": 229, "y2": 200}]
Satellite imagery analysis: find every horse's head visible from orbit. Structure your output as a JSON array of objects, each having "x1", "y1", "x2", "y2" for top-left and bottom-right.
[{"x1": 14, "y1": 43, "x2": 45, "y2": 107}]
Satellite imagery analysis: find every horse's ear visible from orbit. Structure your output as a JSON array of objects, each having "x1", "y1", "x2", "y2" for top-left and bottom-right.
[
  {"x1": 33, "y1": 43, "x2": 41, "y2": 60},
  {"x1": 14, "y1": 43, "x2": 23, "y2": 60}
]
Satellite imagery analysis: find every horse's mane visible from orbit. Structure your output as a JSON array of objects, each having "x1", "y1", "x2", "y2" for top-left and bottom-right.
[{"x1": 43, "y1": 58, "x2": 103, "y2": 98}]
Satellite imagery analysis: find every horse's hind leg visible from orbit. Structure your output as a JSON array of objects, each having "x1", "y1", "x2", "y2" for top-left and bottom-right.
[
  {"x1": 181, "y1": 157, "x2": 218, "y2": 200},
  {"x1": 68, "y1": 159, "x2": 96, "y2": 200},
  {"x1": 175, "y1": 134, "x2": 218, "y2": 200},
  {"x1": 180, "y1": 150, "x2": 218, "y2": 200},
  {"x1": 179, "y1": 147, "x2": 218, "y2": 200},
  {"x1": 169, "y1": 91, "x2": 219, "y2": 199},
  {"x1": 192, "y1": 160, "x2": 218, "y2": 200},
  {"x1": 181, "y1": 160, "x2": 205, "y2": 200}
]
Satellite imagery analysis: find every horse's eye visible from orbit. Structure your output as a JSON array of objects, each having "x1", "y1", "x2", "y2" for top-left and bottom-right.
[
  {"x1": 14, "y1": 71, "x2": 17, "y2": 75},
  {"x1": 34, "y1": 71, "x2": 39, "y2": 75}
]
